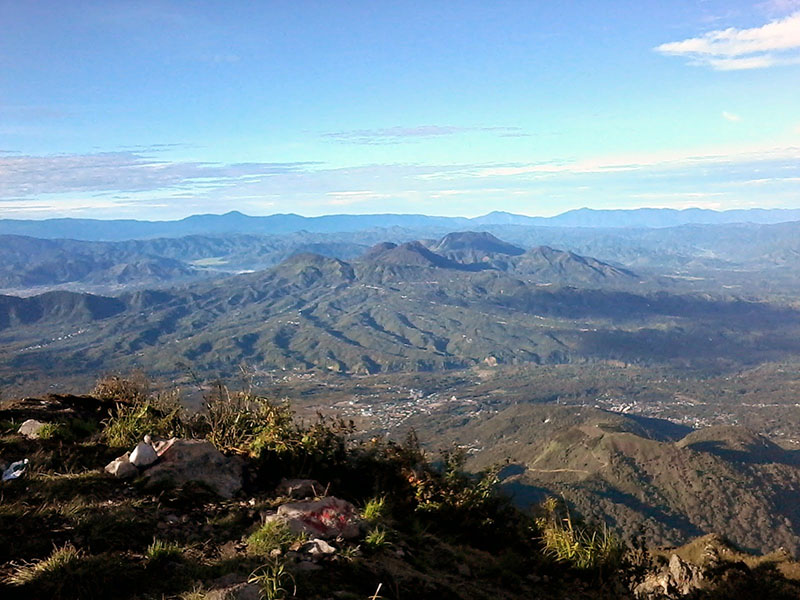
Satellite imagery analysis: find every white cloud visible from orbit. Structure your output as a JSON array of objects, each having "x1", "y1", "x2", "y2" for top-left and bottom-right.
[
  {"x1": 655, "y1": 11, "x2": 800, "y2": 69},
  {"x1": 722, "y1": 111, "x2": 742, "y2": 122}
]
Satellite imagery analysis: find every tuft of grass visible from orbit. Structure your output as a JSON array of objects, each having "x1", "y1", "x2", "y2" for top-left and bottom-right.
[
  {"x1": 101, "y1": 389, "x2": 184, "y2": 448},
  {"x1": 535, "y1": 497, "x2": 624, "y2": 571},
  {"x1": 364, "y1": 526, "x2": 391, "y2": 550},
  {"x1": 146, "y1": 539, "x2": 184, "y2": 564},
  {"x1": 37, "y1": 419, "x2": 98, "y2": 442},
  {"x1": 248, "y1": 558, "x2": 296, "y2": 600},
  {"x1": 9, "y1": 543, "x2": 85, "y2": 586},
  {"x1": 247, "y1": 519, "x2": 305, "y2": 556},
  {"x1": 363, "y1": 496, "x2": 387, "y2": 524}
]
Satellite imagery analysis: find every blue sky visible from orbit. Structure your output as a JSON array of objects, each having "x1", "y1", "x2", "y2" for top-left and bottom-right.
[{"x1": 1, "y1": 0, "x2": 799, "y2": 219}]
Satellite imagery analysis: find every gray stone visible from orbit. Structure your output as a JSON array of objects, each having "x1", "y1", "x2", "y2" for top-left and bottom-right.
[
  {"x1": 141, "y1": 439, "x2": 243, "y2": 498},
  {"x1": 18, "y1": 419, "x2": 47, "y2": 439},
  {"x1": 276, "y1": 496, "x2": 365, "y2": 540},
  {"x1": 302, "y1": 538, "x2": 337, "y2": 556},
  {"x1": 105, "y1": 453, "x2": 138, "y2": 479}
]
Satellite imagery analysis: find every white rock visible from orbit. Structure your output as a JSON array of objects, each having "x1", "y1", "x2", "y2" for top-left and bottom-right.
[
  {"x1": 130, "y1": 440, "x2": 158, "y2": 467},
  {"x1": 105, "y1": 454, "x2": 138, "y2": 479},
  {"x1": 18, "y1": 419, "x2": 47, "y2": 439}
]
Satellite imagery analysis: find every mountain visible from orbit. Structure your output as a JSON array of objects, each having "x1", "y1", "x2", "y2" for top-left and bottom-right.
[
  {"x1": 0, "y1": 233, "x2": 798, "y2": 384},
  {"x1": 430, "y1": 231, "x2": 525, "y2": 264},
  {"x1": 443, "y1": 402, "x2": 800, "y2": 554},
  {"x1": 3, "y1": 208, "x2": 800, "y2": 241}
]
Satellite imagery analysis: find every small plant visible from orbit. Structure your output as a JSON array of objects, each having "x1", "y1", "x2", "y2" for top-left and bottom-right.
[
  {"x1": 101, "y1": 385, "x2": 184, "y2": 448},
  {"x1": 37, "y1": 419, "x2": 97, "y2": 442},
  {"x1": 248, "y1": 557, "x2": 296, "y2": 600},
  {"x1": 145, "y1": 539, "x2": 183, "y2": 563},
  {"x1": 535, "y1": 497, "x2": 624, "y2": 571},
  {"x1": 9, "y1": 543, "x2": 84, "y2": 586},
  {"x1": 247, "y1": 519, "x2": 304, "y2": 556},
  {"x1": 363, "y1": 496, "x2": 387, "y2": 524},
  {"x1": 364, "y1": 526, "x2": 391, "y2": 550}
]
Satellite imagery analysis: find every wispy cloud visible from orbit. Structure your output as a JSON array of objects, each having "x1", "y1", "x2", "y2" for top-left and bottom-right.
[
  {"x1": 722, "y1": 111, "x2": 742, "y2": 122},
  {"x1": 0, "y1": 151, "x2": 318, "y2": 199},
  {"x1": 322, "y1": 125, "x2": 526, "y2": 145},
  {"x1": 655, "y1": 11, "x2": 800, "y2": 70}
]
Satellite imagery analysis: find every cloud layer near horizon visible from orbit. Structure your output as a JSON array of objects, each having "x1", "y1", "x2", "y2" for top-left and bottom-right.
[{"x1": 1, "y1": 143, "x2": 799, "y2": 218}]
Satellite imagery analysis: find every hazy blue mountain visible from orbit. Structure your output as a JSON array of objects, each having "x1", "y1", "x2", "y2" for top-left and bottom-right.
[{"x1": 3, "y1": 208, "x2": 800, "y2": 241}]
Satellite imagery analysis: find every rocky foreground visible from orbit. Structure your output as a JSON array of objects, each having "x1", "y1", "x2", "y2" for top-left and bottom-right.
[{"x1": 2, "y1": 386, "x2": 800, "y2": 600}]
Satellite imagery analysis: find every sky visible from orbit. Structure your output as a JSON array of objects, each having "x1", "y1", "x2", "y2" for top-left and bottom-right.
[{"x1": 1, "y1": 0, "x2": 799, "y2": 220}]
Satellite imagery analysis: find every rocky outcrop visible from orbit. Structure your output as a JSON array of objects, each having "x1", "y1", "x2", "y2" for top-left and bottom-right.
[{"x1": 140, "y1": 439, "x2": 243, "y2": 498}]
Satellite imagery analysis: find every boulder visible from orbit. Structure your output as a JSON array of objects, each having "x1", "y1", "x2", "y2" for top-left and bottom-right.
[
  {"x1": 276, "y1": 496, "x2": 365, "y2": 540},
  {"x1": 275, "y1": 478, "x2": 323, "y2": 499},
  {"x1": 105, "y1": 453, "x2": 138, "y2": 479},
  {"x1": 140, "y1": 439, "x2": 243, "y2": 498},
  {"x1": 130, "y1": 439, "x2": 158, "y2": 467},
  {"x1": 633, "y1": 554, "x2": 705, "y2": 599},
  {"x1": 18, "y1": 419, "x2": 47, "y2": 439}
]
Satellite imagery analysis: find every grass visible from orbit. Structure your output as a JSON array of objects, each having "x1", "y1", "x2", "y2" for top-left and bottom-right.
[
  {"x1": 362, "y1": 496, "x2": 387, "y2": 524},
  {"x1": 146, "y1": 539, "x2": 184, "y2": 563},
  {"x1": 535, "y1": 497, "x2": 624, "y2": 571},
  {"x1": 247, "y1": 518, "x2": 305, "y2": 556},
  {"x1": 248, "y1": 558, "x2": 296, "y2": 600},
  {"x1": 364, "y1": 526, "x2": 391, "y2": 550}
]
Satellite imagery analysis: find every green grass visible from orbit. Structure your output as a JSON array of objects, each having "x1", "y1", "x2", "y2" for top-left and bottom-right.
[
  {"x1": 362, "y1": 496, "x2": 387, "y2": 524},
  {"x1": 364, "y1": 526, "x2": 391, "y2": 550},
  {"x1": 248, "y1": 558, "x2": 296, "y2": 600},
  {"x1": 146, "y1": 539, "x2": 184, "y2": 563},
  {"x1": 535, "y1": 498, "x2": 624, "y2": 571},
  {"x1": 246, "y1": 518, "x2": 305, "y2": 556}
]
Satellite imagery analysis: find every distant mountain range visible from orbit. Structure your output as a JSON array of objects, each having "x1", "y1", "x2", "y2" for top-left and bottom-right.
[
  {"x1": 1, "y1": 231, "x2": 798, "y2": 384},
  {"x1": 2, "y1": 207, "x2": 800, "y2": 240}
]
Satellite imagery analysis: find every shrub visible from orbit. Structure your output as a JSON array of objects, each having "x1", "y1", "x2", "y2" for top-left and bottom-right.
[{"x1": 535, "y1": 497, "x2": 624, "y2": 572}]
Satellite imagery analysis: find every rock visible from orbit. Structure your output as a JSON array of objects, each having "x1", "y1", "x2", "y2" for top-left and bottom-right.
[
  {"x1": 18, "y1": 419, "x2": 47, "y2": 439},
  {"x1": 669, "y1": 554, "x2": 703, "y2": 595},
  {"x1": 633, "y1": 554, "x2": 704, "y2": 599},
  {"x1": 130, "y1": 439, "x2": 158, "y2": 467},
  {"x1": 276, "y1": 478, "x2": 323, "y2": 499},
  {"x1": 140, "y1": 439, "x2": 243, "y2": 498},
  {"x1": 302, "y1": 538, "x2": 337, "y2": 556},
  {"x1": 205, "y1": 575, "x2": 260, "y2": 600},
  {"x1": 276, "y1": 496, "x2": 365, "y2": 540},
  {"x1": 105, "y1": 453, "x2": 138, "y2": 479}
]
